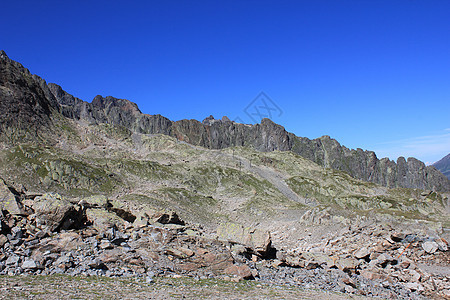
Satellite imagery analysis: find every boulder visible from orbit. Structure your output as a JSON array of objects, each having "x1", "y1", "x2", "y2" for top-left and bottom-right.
[
  {"x1": 87, "y1": 258, "x2": 107, "y2": 270},
  {"x1": 33, "y1": 193, "x2": 85, "y2": 232},
  {"x1": 405, "y1": 282, "x2": 424, "y2": 292},
  {"x1": 436, "y1": 239, "x2": 448, "y2": 252},
  {"x1": 165, "y1": 247, "x2": 194, "y2": 259},
  {"x1": 422, "y1": 241, "x2": 439, "y2": 254},
  {"x1": 335, "y1": 257, "x2": 360, "y2": 272},
  {"x1": 354, "y1": 247, "x2": 370, "y2": 259},
  {"x1": 0, "y1": 234, "x2": 7, "y2": 247},
  {"x1": 85, "y1": 208, "x2": 126, "y2": 233},
  {"x1": 409, "y1": 269, "x2": 421, "y2": 282},
  {"x1": 5, "y1": 255, "x2": 20, "y2": 266},
  {"x1": 40, "y1": 232, "x2": 85, "y2": 252},
  {"x1": 153, "y1": 211, "x2": 185, "y2": 225},
  {"x1": 99, "y1": 249, "x2": 122, "y2": 264},
  {"x1": 224, "y1": 264, "x2": 253, "y2": 279},
  {"x1": 217, "y1": 222, "x2": 273, "y2": 257},
  {"x1": 284, "y1": 255, "x2": 305, "y2": 268},
  {"x1": 21, "y1": 259, "x2": 38, "y2": 270},
  {"x1": 0, "y1": 178, "x2": 23, "y2": 215},
  {"x1": 302, "y1": 252, "x2": 336, "y2": 269},
  {"x1": 99, "y1": 239, "x2": 114, "y2": 249}
]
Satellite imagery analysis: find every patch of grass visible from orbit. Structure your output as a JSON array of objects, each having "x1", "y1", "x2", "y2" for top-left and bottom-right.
[
  {"x1": 115, "y1": 158, "x2": 173, "y2": 180},
  {"x1": 4, "y1": 144, "x2": 121, "y2": 196}
]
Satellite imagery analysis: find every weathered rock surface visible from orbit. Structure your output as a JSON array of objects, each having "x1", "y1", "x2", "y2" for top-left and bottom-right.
[
  {"x1": 0, "y1": 178, "x2": 23, "y2": 215},
  {"x1": 33, "y1": 193, "x2": 85, "y2": 232},
  {"x1": 422, "y1": 241, "x2": 439, "y2": 254},
  {"x1": 0, "y1": 50, "x2": 57, "y2": 142},
  {"x1": 217, "y1": 223, "x2": 273, "y2": 257}
]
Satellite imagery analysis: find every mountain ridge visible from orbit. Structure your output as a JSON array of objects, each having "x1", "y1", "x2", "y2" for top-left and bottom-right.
[
  {"x1": 433, "y1": 153, "x2": 450, "y2": 179},
  {"x1": 1, "y1": 50, "x2": 449, "y2": 192}
]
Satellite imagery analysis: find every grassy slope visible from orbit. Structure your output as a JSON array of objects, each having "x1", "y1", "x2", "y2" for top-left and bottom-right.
[{"x1": 0, "y1": 120, "x2": 448, "y2": 230}]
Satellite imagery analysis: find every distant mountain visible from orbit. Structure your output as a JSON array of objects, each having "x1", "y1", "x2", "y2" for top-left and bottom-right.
[
  {"x1": 433, "y1": 153, "x2": 450, "y2": 179},
  {"x1": 1, "y1": 50, "x2": 449, "y2": 192}
]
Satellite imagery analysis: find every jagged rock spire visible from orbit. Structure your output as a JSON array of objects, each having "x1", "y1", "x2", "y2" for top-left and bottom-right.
[{"x1": 0, "y1": 50, "x2": 8, "y2": 59}]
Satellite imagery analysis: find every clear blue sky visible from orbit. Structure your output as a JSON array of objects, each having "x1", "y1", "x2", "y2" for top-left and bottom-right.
[{"x1": 1, "y1": 0, "x2": 449, "y2": 164}]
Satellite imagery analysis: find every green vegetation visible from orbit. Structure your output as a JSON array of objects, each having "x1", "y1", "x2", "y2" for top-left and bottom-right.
[{"x1": 0, "y1": 127, "x2": 447, "y2": 228}]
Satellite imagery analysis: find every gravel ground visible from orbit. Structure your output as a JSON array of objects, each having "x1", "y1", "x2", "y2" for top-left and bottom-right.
[{"x1": 0, "y1": 275, "x2": 367, "y2": 299}]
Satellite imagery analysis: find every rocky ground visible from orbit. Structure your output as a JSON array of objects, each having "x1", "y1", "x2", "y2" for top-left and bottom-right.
[
  {"x1": 0, "y1": 275, "x2": 368, "y2": 300},
  {"x1": 1, "y1": 185, "x2": 449, "y2": 299}
]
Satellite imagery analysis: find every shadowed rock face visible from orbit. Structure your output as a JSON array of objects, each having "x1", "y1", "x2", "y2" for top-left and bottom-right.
[
  {"x1": 0, "y1": 51, "x2": 57, "y2": 140},
  {"x1": 1, "y1": 50, "x2": 449, "y2": 192}
]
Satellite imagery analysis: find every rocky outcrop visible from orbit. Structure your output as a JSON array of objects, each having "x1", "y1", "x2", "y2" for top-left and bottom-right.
[
  {"x1": 33, "y1": 193, "x2": 85, "y2": 232},
  {"x1": 1, "y1": 50, "x2": 449, "y2": 192},
  {"x1": 291, "y1": 137, "x2": 450, "y2": 192},
  {"x1": 0, "y1": 178, "x2": 24, "y2": 216},
  {"x1": 217, "y1": 222, "x2": 274, "y2": 258}
]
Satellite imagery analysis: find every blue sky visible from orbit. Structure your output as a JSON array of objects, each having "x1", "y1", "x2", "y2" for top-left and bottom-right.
[{"x1": 1, "y1": 0, "x2": 449, "y2": 164}]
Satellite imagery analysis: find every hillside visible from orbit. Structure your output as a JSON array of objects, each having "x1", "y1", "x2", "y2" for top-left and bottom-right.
[{"x1": 434, "y1": 153, "x2": 450, "y2": 179}]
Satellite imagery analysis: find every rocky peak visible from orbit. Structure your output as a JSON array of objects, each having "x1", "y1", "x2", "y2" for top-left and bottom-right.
[
  {"x1": 202, "y1": 115, "x2": 233, "y2": 126},
  {"x1": 0, "y1": 50, "x2": 8, "y2": 59},
  {"x1": 91, "y1": 95, "x2": 142, "y2": 115},
  {"x1": 0, "y1": 52, "x2": 56, "y2": 141},
  {"x1": 202, "y1": 115, "x2": 215, "y2": 125}
]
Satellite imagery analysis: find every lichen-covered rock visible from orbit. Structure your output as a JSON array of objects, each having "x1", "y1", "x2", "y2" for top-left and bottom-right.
[
  {"x1": 85, "y1": 208, "x2": 126, "y2": 233},
  {"x1": 0, "y1": 178, "x2": 23, "y2": 215},
  {"x1": 32, "y1": 193, "x2": 85, "y2": 232},
  {"x1": 217, "y1": 222, "x2": 272, "y2": 256}
]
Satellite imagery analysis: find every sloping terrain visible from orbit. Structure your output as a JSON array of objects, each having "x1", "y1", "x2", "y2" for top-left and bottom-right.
[{"x1": 434, "y1": 153, "x2": 450, "y2": 179}]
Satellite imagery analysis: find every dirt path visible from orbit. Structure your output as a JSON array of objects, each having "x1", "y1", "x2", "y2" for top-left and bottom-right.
[
  {"x1": 175, "y1": 139, "x2": 316, "y2": 207},
  {"x1": 217, "y1": 151, "x2": 316, "y2": 207}
]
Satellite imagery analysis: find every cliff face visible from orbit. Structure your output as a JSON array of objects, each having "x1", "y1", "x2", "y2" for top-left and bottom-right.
[
  {"x1": 0, "y1": 51, "x2": 57, "y2": 141},
  {"x1": 1, "y1": 51, "x2": 449, "y2": 192}
]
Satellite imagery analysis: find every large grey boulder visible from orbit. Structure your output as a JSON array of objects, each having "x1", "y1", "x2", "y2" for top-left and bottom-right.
[
  {"x1": 32, "y1": 193, "x2": 85, "y2": 232},
  {"x1": 217, "y1": 222, "x2": 273, "y2": 257},
  {"x1": 0, "y1": 178, "x2": 24, "y2": 215}
]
